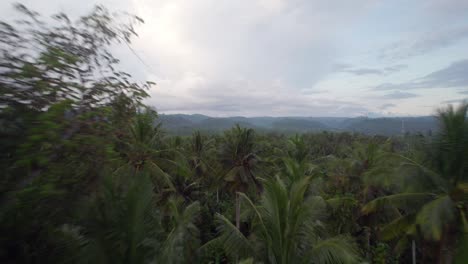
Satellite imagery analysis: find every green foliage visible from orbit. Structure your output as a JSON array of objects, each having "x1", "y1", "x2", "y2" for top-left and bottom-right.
[
  {"x1": 0, "y1": 4, "x2": 152, "y2": 111},
  {"x1": 160, "y1": 198, "x2": 201, "y2": 263},
  {"x1": 371, "y1": 242, "x2": 398, "y2": 264},
  {"x1": 76, "y1": 173, "x2": 161, "y2": 264},
  {"x1": 211, "y1": 164, "x2": 360, "y2": 264},
  {"x1": 363, "y1": 103, "x2": 468, "y2": 262},
  {"x1": 221, "y1": 125, "x2": 262, "y2": 194}
]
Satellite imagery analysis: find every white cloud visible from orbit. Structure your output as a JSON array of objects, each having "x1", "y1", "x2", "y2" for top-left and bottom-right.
[
  {"x1": 128, "y1": 0, "x2": 377, "y2": 115},
  {"x1": 0, "y1": 0, "x2": 467, "y2": 116}
]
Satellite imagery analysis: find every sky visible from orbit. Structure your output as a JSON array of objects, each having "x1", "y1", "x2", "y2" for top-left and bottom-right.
[{"x1": 1, "y1": 0, "x2": 468, "y2": 117}]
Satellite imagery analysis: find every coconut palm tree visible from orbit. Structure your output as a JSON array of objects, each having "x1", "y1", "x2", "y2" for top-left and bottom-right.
[
  {"x1": 188, "y1": 131, "x2": 215, "y2": 177},
  {"x1": 72, "y1": 173, "x2": 162, "y2": 264},
  {"x1": 287, "y1": 134, "x2": 310, "y2": 164},
  {"x1": 160, "y1": 198, "x2": 201, "y2": 264},
  {"x1": 221, "y1": 125, "x2": 263, "y2": 229},
  {"x1": 68, "y1": 172, "x2": 201, "y2": 264},
  {"x1": 117, "y1": 110, "x2": 175, "y2": 193},
  {"x1": 208, "y1": 165, "x2": 360, "y2": 264},
  {"x1": 362, "y1": 103, "x2": 468, "y2": 263},
  {"x1": 183, "y1": 131, "x2": 217, "y2": 198}
]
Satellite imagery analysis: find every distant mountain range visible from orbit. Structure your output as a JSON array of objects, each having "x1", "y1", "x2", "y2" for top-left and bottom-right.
[{"x1": 156, "y1": 114, "x2": 439, "y2": 136}]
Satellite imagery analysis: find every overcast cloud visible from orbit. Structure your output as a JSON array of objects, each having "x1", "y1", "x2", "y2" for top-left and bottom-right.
[
  {"x1": 375, "y1": 59, "x2": 468, "y2": 90},
  {"x1": 1, "y1": 0, "x2": 467, "y2": 116},
  {"x1": 381, "y1": 91, "x2": 420, "y2": 99}
]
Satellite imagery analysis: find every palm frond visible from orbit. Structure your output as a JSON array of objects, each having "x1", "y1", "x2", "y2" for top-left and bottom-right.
[
  {"x1": 379, "y1": 214, "x2": 416, "y2": 241},
  {"x1": 362, "y1": 192, "x2": 435, "y2": 215},
  {"x1": 78, "y1": 173, "x2": 161, "y2": 264},
  {"x1": 238, "y1": 192, "x2": 268, "y2": 234},
  {"x1": 415, "y1": 195, "x2": 456, "y2": 241},
  {"x1": 308, "y1": 235, "x2": 360, "y2": 264},
  {"x1": 454, "y1": 233, "x2": 468, "y2": 264},
  {"x1": 147, "y1": 161, "x2": 175, "y2": 191},
  {"x1": 213, "y1": 213, "x2": 255, "y2": 260},
  {"x1": 394, "y1": 235, "x2": 410, "y2": 255},
  {"x1": 238, "y1": 258, "x2": 256, "y2": 264},
  {"x1": 160, "y1": 200, "x2": 201, "y2": 263}
]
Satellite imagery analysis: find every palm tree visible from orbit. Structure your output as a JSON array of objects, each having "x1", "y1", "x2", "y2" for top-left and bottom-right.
[
  {"x1": 362, "y1": 103, "x2": 468, "y2": 263},
  {"x1": 188, "y1": 131, "x2": 215, "y2": 177},
  {"x1": 160, "y1": 198, "x2": 201, "y2": 263},
  {"x1": 68, "y1": 172, "x2": 201, "y2": 264},
  {"x1": 287, "y1": 134, "x2": 310, "y2": 164},
  {"x1": 221, "y1": 125, "x2": 263, "y2": 229},
  {"x1": 72, "y1": 173, "x2": 162, "y2": 264},
  {"x1": 185, "y1": 131, "x2": 217, "y2": 197},
  {"x1": 117, "y1": 109, "x2": 174, "y2": 193},
  {"x1": 125, "y1": 110, "x2": 163, "y2": 170},
  {"x1": 208, "y1": 163, "x2": 360, "y2": 263}
]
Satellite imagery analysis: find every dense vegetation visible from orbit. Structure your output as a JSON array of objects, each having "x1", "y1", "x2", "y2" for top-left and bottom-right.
[{"x1": 0, "y1": 5, "x2": 467, "y2": 264}]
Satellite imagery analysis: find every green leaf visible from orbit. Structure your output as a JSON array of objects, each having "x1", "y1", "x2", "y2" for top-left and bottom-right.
[
  {"x1": 415, "y1": 195, "x2": 456, "y2": 241},
  {"x1": 309, "y1": 236, "x2": 360, "y2": 264},
  {"x1": 213, "y1": 213, "x2": 255, "y2": 260},
  {"x1": 362, "y1": 193, "x2": 435, "y2": 215},
  {"x1": 380, "y1": 214, "x2": 416, "y2": 241}
]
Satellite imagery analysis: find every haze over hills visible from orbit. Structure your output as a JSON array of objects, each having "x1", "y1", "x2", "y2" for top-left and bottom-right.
[{"x1": 157, "y1": 114, "x2": 439, "y2": 136}]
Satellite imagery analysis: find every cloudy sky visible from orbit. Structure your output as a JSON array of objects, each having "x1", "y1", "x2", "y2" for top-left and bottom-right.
[{"x1": 1, "y1": 0, "x2": 468, "y2": 117}]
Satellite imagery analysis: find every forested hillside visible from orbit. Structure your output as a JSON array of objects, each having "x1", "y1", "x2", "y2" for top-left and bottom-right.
[
  {"x1": 0, "y1": 5, "x2": 467, "y2": 264},
  {"x1": 157, "y1": 114, "x2": 438, "y2": 136}
]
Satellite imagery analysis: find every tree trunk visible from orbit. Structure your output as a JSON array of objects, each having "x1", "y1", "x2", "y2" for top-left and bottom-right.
[
  {"x1": 438, "y1": 226, "x2": 454, "y2": 264},
  {"x1": 235, "y1": 192, "x2": 241, "y2": 230},
  {"x1": 363, "y1": 227, "x2": 370, "y2": 260},
  {"x1": 235, "y1": 192, "x2": 241, "y2": 264},
  {"x1": 412, "y1": 240, "x2": 416, "y2": 264}
]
